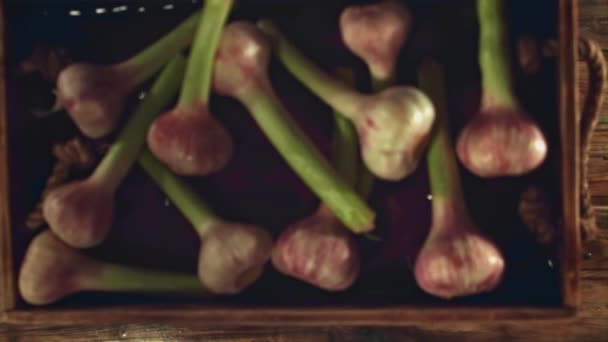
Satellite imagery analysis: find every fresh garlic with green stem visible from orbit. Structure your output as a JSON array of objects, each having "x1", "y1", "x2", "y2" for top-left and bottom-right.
[
  {"x1": 213, "y1": 21, "x2": 375, "y2": 233},
  {"x1": 416, "y1": 60, "x2": 505, "y2": 299},
  {"x1": 56, "y1": 11, "x2": 200, "y2": 138},
  {"x1": 272, "y1": 68, "x2": 361, "y2": 291},
  {"x1": 138, "y1": 149, "x2": 273, "y2": 294},
  {"x1": 340, "y1": 0, "x2": 412, "y2": 194},
  {"x1": 19, "y1": 231, "x2": 207, "y2": 306},
  {"x1": 340, "y1": 0, "x2": 412, "y2": 89},
  {"x1": 147, "y1": 0, "x2": 235, "y2": 176},
  {"x1": 258, "y1": 20, "x2": 435, "y2": 181},
  {"x1": 456, "y1": 0, "x2": 547, "y2": 178}
]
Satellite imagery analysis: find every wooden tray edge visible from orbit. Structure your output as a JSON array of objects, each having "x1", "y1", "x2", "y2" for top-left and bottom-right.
[
  {"x1": 2, "y1": 306, "x2": 576, "y2": 326},
  {"x1": 0, "y1": 0, "x2": 583, "y2": 324},
  {"x1": 558, "y1": 0, "x2": 581, "y2": 310},
  {"x1": 0, "y1": 0, "x2": 17, "y2": 314}
]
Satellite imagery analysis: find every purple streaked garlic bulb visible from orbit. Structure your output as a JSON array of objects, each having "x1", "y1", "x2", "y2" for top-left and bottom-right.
[
  {"x1": 456, "y1": 0, "x2": 547, "y2": 177},
  {"x1": 456, "y1": 109, "x2": 547, "y2": 177},
  {"x1": 414, "y1": 201, "x2": 505, "y2": 299},
  {"x1": 55, "y1": 12, "x2": 200, "y2": 138},
  {"x1": 147, "y1": 0, "x2": 235, "y2": 176},
  {"x1": 272, "y1": 207, "x2": 360, "y2": 291},
  {"x1": 147, "y1": 106, "x2": 234, "y2": 176},
  {"x1": 340, "y1": 0, "x2": 412, "y2": 82}
]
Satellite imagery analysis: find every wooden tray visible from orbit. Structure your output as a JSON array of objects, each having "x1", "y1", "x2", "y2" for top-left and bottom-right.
[{"x1": 0, "y1": 0, "x2": 581, "y2": 325}]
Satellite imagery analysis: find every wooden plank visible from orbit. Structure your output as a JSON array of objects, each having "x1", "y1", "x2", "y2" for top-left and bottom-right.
[
  {"x1": 0, "y1": 325, "x2": 333, "y2": 342},
  {"x1": 0, "y1": 0, "x2": 16, "y2": 313}
]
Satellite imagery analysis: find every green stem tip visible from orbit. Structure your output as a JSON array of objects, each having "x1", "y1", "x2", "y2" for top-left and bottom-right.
[
  {"x1": 477, "y1": 0, "x2": 517, "y2": 108},
  {"x1": 178, "y1": 0, "x2": 235, "y2": 107},
  {"x1": 95, "y1": 263, "x2": 207, "y2": 295},
  {"x1": 239, "y1": 84, "x2": 375, "y2": 233},
  {"x1": 117, "y1": 11, "x2": 201, "y2": 87}
]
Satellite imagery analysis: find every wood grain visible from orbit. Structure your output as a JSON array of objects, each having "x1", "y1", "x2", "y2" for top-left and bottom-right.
[{"x1": 0, "y1": 0, "x2": 606, "y2": 340}]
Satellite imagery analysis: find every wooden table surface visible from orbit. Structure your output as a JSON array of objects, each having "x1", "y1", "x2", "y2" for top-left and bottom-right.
[{"x1": 1, "y1": 1, "x2": 607, "y2": 341}]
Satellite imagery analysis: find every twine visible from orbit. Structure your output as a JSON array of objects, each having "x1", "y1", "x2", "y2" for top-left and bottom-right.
[
  {"x1": 24, "y1": 137, "x2": 97, "y2": 230},
  {"x1": 519, "y1": 37, "x2": 606, "y2": 242}
]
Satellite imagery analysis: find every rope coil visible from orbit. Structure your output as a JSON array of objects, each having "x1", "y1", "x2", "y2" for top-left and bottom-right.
[
  {"x1": 25, "y1": 138, "x2": 96, "y2": 230},
  {"x1": 577, "y1": 38, "x2": 606, "y2": 241}
]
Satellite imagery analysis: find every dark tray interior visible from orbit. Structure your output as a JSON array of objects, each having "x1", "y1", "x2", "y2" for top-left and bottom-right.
[{"x1": 4, "y1": 0, "x2": 564, "y2": 309}]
